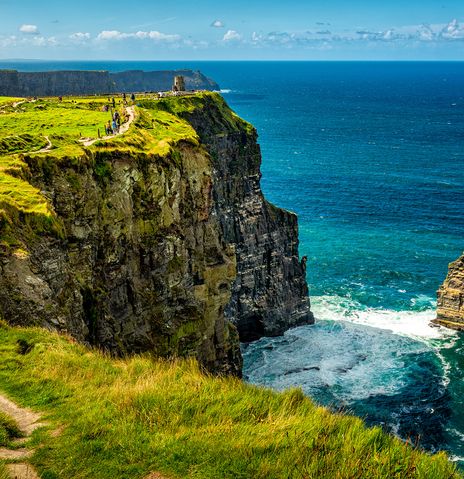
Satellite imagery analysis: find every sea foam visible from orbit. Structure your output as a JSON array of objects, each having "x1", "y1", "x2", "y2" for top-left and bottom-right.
[{"x1": 311, "y1": 295, "x2": 457, "y2": 341}]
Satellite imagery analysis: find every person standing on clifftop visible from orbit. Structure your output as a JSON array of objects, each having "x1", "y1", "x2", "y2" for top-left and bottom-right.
[
  {"x1": 131, "y1": 93, "x2": 135, "y2": 103},
  {"x1": 113, "y1": 110, "x2": 120, "y2": 128}
]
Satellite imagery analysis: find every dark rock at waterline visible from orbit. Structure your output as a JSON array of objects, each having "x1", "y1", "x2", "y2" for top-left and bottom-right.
[{"x1": 284, "y1": 366, "x2": 320, "y2": 376}]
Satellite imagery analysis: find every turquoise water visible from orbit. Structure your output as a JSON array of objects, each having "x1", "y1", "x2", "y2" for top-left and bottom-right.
[{"x1": 3, "y1": 60, "x2": 464, "y2": 462}]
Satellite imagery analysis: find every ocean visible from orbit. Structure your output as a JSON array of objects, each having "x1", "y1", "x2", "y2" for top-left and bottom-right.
[{"x1": 2, "y1": 60, "x2": 464, "y2": 463}]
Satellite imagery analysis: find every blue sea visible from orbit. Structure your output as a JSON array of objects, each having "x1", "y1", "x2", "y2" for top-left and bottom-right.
[{"x1": 3, "y1": 60, "x2": 464, "y2": 463}]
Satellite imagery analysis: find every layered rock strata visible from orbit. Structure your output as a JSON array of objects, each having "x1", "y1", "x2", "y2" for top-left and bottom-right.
[
  {"x1": 435, "y1": 253, "x2": 464, "y2": 330},
  {"x1": 177, "y1": 95, "x2": 314, "y2": 341}
]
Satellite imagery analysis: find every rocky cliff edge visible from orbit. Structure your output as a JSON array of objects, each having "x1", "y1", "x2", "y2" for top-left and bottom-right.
[{"x1": 0, "y1": 92, "x2": 313, "y2": 375}]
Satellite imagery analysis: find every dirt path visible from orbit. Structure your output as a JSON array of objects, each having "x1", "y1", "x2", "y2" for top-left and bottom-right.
[
  {"x1": 0, "y1": 393, "x2": 44, "y2": 479},
  {"x1": 31, "y1": 136, "x2": 53, "y2": 154},
  {"x1": 12, "y1": 100, "x2": 27, "y2": 108},
  {"x1": 80, "y1": 106, "x2": 136, "y2": 147}
]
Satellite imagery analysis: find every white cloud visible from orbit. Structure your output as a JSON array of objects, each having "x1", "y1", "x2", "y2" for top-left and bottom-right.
[
  {"x1": 134, "y1": 30, "x2": 180, "y2": 41},
  {"x1": 354, "y1": 19, "x2": 464, "y2": 43},
  {"x1": 97, "y1": 30, "x2": 125, "y2": 40},
  {"x1": 223, "y1": 30, "x2": 242, "y2": 42},
  {"x1": 1, "y1": 34, "x2": 56, "y2": 47},
  {"x1": 96, "y1": 30, "x2": 181, "y2": 42},
  {"x1": 0, "y1": 36, "x2": 17, "y2": 47},
  {"x1": 440, "y1": 19, "x2": 464, "y2": 39},
  {"x1": 19, "y1": 24, "x2": 39, "y2": 34},
  {"x1": 69, "y1": 32, "x2": 91, "y2": 41},
  {"x1": 211, "y1": 20, "x2": 224, "y2": 28},
  {"x1": 31, "y1": 36, "x2": 57, "y2": 47},
  {"x1": 235, "y1": 18, "x2": 464, "y2": 49}
]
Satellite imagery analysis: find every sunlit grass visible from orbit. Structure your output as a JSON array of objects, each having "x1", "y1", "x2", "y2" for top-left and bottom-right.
[
  {"x1": 0, "y1": 171, "x2": 51, "y2": 216},
  {"x1": 0, "y1": 411, "x2": 21, "y2": 447},
  {"x1": 0, "y1": 463, "x2": 8, "y2": 479},
  {"x1": 0, "y1": 100, "x2": 112, "y2": 147},
  {"x1": 0, "y1": 97, "x2": 23, "y2": 106},
  {"x1": 0, "y1": 324, "x2": 459, "y2": 479}
]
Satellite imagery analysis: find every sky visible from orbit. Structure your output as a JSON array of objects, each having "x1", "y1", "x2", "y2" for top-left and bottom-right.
[{"x1": 1, "y1": 0, "x2": 464, "y2": 60}]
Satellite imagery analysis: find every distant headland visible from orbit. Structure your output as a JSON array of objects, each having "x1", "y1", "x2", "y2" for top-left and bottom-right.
[{"x1": 0, "y1": 69, "x2": 219, "y2": 97}]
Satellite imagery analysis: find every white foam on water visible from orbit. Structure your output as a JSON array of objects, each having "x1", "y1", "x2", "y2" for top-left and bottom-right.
[
  {"x1": 218, "y1": 89, "x2": 232, "y2": 94},
  {"x1": 311, "y1": 295, "x2": 457, "y2": 341}
]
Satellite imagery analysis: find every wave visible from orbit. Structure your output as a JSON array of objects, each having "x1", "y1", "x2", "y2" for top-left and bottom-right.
[{"x1": 311, "y1": 295, "x2": 457, "y2": 341}]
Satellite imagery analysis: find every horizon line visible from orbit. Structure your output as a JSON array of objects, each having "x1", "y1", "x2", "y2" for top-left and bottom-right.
[{"x1": 1, "y1": 58, "x2": 464, "y2": 63}]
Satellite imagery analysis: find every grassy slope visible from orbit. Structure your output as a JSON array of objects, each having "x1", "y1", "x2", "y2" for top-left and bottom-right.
[
  {"x1": 0, "y1": 408, "x2": 22, "y2": 478},
  {"x1": 0, "y1": 465, "x2": 8, "y2": 479},
  {"x1": 0, "y1": 323, "x2": 459, "y2": 479},
  {"x1": 0, "y1": 411, "x2": 21, "y2": 446}
]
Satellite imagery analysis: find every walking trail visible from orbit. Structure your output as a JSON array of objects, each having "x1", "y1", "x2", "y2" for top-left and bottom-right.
[
  {"x1": 30, "y1": 136, "x2": 52, "y2": 154},
  {"x1": 0, "y1": 391, "x2": 173, "y2": 479},
  {"x1": 0, "y1": 393, "x2": 44, "y2": 479},
  {"x1": 80, "y1": 106, "x2": 136, "y2": 147}
]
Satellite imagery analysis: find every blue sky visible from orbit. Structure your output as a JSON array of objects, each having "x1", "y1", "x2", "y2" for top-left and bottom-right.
[{"x1": 1, "y1": 0, "x2": 464, "y2": 60}]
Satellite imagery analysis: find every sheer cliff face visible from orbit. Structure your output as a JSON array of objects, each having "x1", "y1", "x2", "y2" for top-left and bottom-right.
[
  {"x1": 436, "y1": 254, "x2": 464, "y2": 329},
  {"x1": 179, "y1": 96, "x2": 314, "y2": 341},
  {"x1": 0, "y1": 69, "x2": 219, "y2": 97},
  {"x1": 0, "y1": 93, "x2": 312, "y2": 374}
]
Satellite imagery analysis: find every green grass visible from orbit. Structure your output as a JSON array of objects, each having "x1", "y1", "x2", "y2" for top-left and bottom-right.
[
  {"x1": 0, "y1": 97, "x2": 23, "y2": 106},
  {"x1": 0, "y1": 463, "x2": 8, "y2": 479},
  {"x1": 0, "y1": 165, "x2": 51, "y2": 216},
  {"x1": 0, "y1": 98, "x2": 114, "y2": 158},
  {"x1": 92, "y1": 107, "x2": 198, "y2": 157},
  {"x1": 0, "y1": 409, "x2": 21, "y2": 479},
  {"x1": 0, "y1": 323, "x2": 459, "y2": 479},
  {"x1": 0, "y1": 411, "x2": 21, "y2": 446}
]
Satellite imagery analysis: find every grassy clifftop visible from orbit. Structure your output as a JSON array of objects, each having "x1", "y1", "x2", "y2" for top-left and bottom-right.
[
  {"x1": 0, "y1": 323, "x2": 460, "y2": 479},
  {"x1": 0, "y1": 92, "x2": 239, "y2": 253}
]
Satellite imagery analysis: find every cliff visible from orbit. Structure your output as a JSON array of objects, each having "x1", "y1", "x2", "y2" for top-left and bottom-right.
[
  {"x1": 0, "y1": 92, "x2": 313, "y2": 375},
  {"x1": 435, "y1": 253, "x2": 464, "y2": 330},
  {"x1": 0, "y1": 69, "x2": 219, "y2": 97}
]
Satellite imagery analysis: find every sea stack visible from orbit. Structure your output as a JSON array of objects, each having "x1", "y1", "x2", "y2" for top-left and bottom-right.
[{"x1": 435, "y1": 253, "x2": 464, "y2": 330}]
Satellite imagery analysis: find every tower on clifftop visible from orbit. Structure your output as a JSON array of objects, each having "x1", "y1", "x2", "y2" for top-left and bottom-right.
[{"x1": 172, "y1": 75, "x2": 186, "y2": 92}]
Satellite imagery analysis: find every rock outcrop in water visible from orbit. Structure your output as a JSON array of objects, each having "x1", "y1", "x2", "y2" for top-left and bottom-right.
[
  {"x1": 0, "y1": 69, "x2": 219, "y2": 97},
  {"x1": 435, "y1": 253, "x2": 464, "y2": 330},
  {"x1": 0, "y1": 93, "x2": 312, "y2": 375}
]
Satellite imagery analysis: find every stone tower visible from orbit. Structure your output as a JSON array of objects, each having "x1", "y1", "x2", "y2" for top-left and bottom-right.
[{"x1": 172, "y1": 75, "x2": 186, "y2": 92}]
